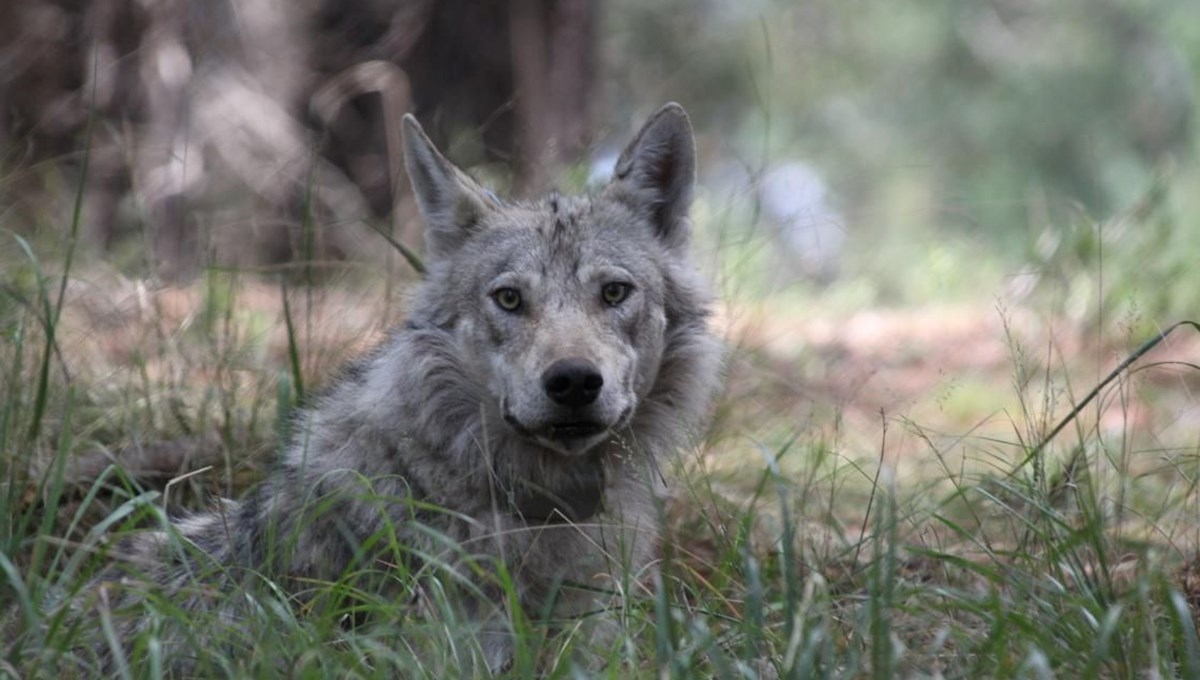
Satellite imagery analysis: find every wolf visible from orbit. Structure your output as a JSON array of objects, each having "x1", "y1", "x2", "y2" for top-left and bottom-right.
[{"x1": 53, "y1": 103, "x2": 720, "y2": 672}]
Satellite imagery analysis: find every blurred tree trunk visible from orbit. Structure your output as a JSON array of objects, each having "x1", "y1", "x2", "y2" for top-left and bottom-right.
[
  {"x1": 0, "y1": 0, "x2": 600, "y2": 275},
  {"x1": 325, "y1": 0, "x2": 598, "y2": 196},
  {"x1": 509, "y1": 0, "x2": 596, "y2": 193}
]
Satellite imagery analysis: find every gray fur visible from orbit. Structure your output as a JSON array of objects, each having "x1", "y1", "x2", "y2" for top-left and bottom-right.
[{"x1": 67, "y1": 103, "x2": 721, "y2": 673}]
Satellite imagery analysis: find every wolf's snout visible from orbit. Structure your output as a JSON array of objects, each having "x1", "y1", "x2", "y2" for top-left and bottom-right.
[{"x1": 542, "y1": 358, "x2": 604, "y2": 407}]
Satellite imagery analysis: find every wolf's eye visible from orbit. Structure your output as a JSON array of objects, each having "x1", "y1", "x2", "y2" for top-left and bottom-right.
[
  {"x1": 601, "y1": 282, "x2": 631, "y2": 306},
  {"x1": 492, "y1": 287, "x2": 522, "y2": 312}
]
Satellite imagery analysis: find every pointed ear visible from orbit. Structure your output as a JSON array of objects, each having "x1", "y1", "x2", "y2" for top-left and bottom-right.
[
  {"x1": 402, "y1": 114, "x2": 499, "y2": 258},
  {"x1": 608, "y1": 103, "x2": 696, "y2": 249}
]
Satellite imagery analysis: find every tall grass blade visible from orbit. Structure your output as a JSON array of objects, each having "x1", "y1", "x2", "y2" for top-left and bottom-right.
[
  {"x1": 1011, "y1": 320, "x2": 1200, "y2": 476},
  {"x1": 280, "y1": 282, "x2": 306, "y2": 402}
]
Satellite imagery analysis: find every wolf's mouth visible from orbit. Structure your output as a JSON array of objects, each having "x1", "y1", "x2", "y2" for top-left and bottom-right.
[
  {"x1": 502, "y1": 413, "x2": 607, "y2": 440},
  {"x1": 501, "y1": 408, "x2": 613, "y2": 455},
  {"x1": 544, "y1": 422, "x2": 607, "y2": 440}
]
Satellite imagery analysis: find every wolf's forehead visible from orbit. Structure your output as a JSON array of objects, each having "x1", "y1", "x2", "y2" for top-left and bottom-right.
[
  {"x1": 540, "y1": 192, "x2": 652, "y2": 242},
  {"x1": 471, "y1": 193, "x2": 654, "y2": 273},
  {"x1": 483, "y1": 192, "x2": 637, "y2": 238},
  {"x1": 536, "y1": 192, "x2": 593, "y2": 237}
]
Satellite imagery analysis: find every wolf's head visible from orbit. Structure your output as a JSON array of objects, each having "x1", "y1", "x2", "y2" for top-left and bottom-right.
[{"x1": 401, "y1": 104, "x2": 701, "y2": 459}]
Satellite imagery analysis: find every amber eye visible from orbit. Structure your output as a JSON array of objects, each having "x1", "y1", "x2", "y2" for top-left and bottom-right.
[
  {"x1": 601, "y1": 282, "x2": 631, "y2": 306},
  {"x1": 493, "y1": 287, "x2": 522, "y2": 312}
]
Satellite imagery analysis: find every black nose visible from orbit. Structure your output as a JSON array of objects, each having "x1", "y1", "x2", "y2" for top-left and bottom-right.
[{"x1": 542, "y1": 358, "x2": 604, "y2": 407}]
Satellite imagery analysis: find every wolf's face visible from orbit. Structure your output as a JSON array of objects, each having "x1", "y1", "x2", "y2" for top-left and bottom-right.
[
  {"x1": 403, "y1": 105, "x2": 696, "y2": 457},
  {"x1": 451, "y1": 200, "x2": 671, "y2": 455}
]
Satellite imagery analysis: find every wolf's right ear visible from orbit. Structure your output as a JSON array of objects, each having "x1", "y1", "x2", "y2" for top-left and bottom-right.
[
  {"x1": 608, "y1": 103, "x2": 696, "y2": 250},
  {"x1": 402, "y1": 114, "x2": 499, "y2": 259}
]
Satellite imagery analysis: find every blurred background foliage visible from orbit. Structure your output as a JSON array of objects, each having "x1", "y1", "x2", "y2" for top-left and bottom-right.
[
  {"x1": 604, "y1": 0, "x2": 1199, "y2": 326},
  {"x1": 1, "y1": 0, "x2": 1198, "y2": 329}
]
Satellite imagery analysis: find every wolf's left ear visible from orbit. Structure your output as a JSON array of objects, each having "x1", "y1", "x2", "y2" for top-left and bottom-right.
[
  {"x1": 608, "y1": 103, "x2": 696, "y2": 249},
  {"x1": 402, "y1": 113, "x2": 500, "y2": 259}
]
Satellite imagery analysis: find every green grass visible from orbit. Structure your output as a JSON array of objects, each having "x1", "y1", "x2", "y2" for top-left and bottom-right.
[{"x1": 2, "y1": 162, "x2": 1199, "y2": 679}]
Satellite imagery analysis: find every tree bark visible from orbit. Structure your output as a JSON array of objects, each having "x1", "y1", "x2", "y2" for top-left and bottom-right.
[{"x1": 509, "y1": 0, "x2": 596, "y2": 194}]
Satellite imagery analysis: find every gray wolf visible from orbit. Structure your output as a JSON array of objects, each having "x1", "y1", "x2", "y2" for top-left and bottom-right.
[{"x1": 53, "y1": 103, "x2": 721, "y2": 672}]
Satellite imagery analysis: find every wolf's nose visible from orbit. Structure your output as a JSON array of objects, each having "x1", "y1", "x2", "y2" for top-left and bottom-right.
[{"x1": 542, "y1": 358, "x2": 604, "y2": 407}]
